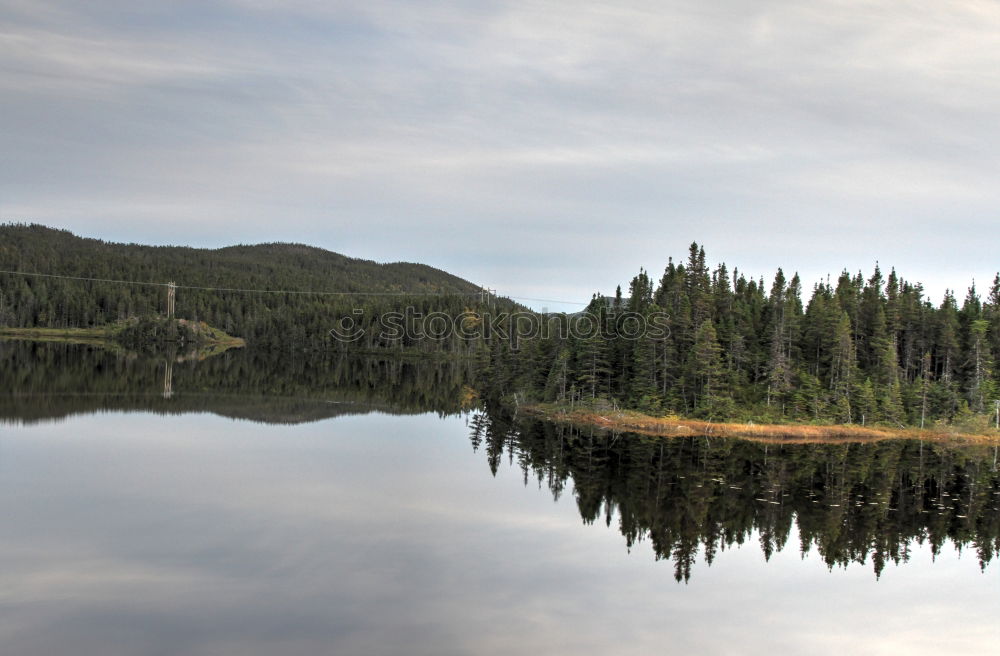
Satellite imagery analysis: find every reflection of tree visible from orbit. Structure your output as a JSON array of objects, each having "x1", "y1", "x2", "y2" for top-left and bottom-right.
[
  {"x1": 0, "y1": 341, "x2": 476, "y2": 425},
  {"x1": 470, "y1": 409, "x2": 1000, "y2": 582},
  {"x1": 7, "y1": 341, "x2": 999, "y2": 583}
]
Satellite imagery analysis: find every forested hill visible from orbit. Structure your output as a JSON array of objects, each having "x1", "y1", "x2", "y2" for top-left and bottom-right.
[
  {"x1": 0, "y1": 224, "x2": 478, "y2": 295},
  {"x1": 0, "y1": 223, "x2": 485, "y2": 349}
]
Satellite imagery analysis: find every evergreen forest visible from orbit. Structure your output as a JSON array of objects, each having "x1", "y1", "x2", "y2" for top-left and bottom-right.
[
  {"x1": 4, "y1": 224, "x2": 1000, "y2": 430},
  {"x1": 482, "y1": 242, "x2": 1000, "y2": 430}
]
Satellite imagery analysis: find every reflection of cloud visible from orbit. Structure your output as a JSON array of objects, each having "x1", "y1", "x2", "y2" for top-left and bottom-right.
[
  {"x1": 2, "y1": 1, "x2": 1000, "y2": 306},
  {"x1": 1, "y1": 412, "x2": 998, "y2": 654},
  {"x1": 0, "y1": 550, "x2": 219, "y2": 604}
]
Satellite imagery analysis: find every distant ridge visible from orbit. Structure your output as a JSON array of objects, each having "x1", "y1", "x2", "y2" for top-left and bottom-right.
[
  {"x1": 0, "y1": 223, "x2": 488, "y2": 350},
  {"x1": 0, "y1": 223, "x2": 481, "y2": 295}
]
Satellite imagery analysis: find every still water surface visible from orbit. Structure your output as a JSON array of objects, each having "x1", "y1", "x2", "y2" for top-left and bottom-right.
[{"x1": 1, "y1": 342, "x2": 997, "y2": 655}]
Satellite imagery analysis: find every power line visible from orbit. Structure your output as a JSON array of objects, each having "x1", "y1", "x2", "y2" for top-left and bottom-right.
[
  {"x1": 505, "y1": 296, "x2": 588, "y2": 306},
  {"x1": 0, "y1": 268, "x2": 589, "y2": 306},
  {"x1": 0, "y1": 269, "x2": 477, "y2": 297},
  {"x1": 0, "y1": 269, "x2": 166, "y2": 288}
]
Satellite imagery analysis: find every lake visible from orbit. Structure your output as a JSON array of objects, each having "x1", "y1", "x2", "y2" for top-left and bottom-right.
[{"x1": 1, "y1": 341, "x2": 998, "y2": 655}]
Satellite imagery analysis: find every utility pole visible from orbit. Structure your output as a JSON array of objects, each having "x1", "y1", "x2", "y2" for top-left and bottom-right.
[
  {"x1": 480, "y1": 287, "x2": 497, "y2": 310},
  {"x1": 166, "y1": 281, "x2": 176, "y2": 318},
  {"x1": 163, "y1": 360, "x2": 174, "y2": 399}
]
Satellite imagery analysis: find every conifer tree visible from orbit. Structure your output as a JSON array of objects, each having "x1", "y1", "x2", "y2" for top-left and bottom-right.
[
  {"x1": 934, "y1": 291, "x2": 962, "y2": 416},
  {"x1": 830, "y1": 311, "x2": 856, "y2": 420},
  {"x1": 986, "y1": 274, "x2": 1000, "y2": 373},
  {"x1": 880, "y1": 382, "x2": 905, "y2": 425},
  {"x1": 966, "y1": 319, "x2": 995, "y2": 413},
  {"x1": 544, "y1": 348, "x2": 571, "y2": 402},
  {"x1": 854, "y1": 378, "x2": 877, "y2": 426},
  {"x1": 629, "y1": 329, "x2": 660, "y2": 411},
  {"x1": 691, "y1": 319, "x2": 726, "y2": 415}
]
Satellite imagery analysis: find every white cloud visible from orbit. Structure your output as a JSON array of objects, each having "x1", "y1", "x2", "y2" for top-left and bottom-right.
[{"x1": 3, "y1": 0, "x2": 1000, "y2": 306}]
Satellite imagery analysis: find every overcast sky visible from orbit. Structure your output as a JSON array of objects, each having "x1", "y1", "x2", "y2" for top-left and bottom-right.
[{"x1": 2, "y1": 0, "x2": 999, "y2": 310}]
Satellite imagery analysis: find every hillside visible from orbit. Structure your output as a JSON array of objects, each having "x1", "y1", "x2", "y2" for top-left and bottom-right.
[
  {"x1": 0, "y1": 224, "x2": 479, "y2": 296},
  {"x1": 0, "y1": 224, "x2": 487, "y2": 350}
]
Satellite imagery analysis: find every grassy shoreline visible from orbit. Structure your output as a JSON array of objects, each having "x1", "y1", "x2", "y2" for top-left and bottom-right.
[
  {"x1": 0, "y1": 322, "x2": 246, "y2": 348},
  {"x1": 524, "y1": 403, "x2": 1000, "y2": 445},
  {"x1": 0, "y1": 326, "x2": 116, "y2": 345}
]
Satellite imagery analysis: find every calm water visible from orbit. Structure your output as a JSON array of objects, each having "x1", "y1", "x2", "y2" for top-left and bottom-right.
[{"x1": 1, "y1": 342, "x2": 998, "y2": 655}]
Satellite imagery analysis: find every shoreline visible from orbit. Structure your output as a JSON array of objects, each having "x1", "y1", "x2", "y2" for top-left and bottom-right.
[
  {"x1": 523, "y1": 403, "x2": 1000, "y2": 445},
  {"x1": 0, "y1": 326, "x2": 117, "y2": 346},
  {"x1": 0, "y1": 324, "x2": 246, "y2": 349}
]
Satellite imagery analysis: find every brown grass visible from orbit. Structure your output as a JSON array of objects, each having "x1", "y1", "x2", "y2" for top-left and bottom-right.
[
  {"x1": 524, "y1": 404, "x2": 1000, "y2": 445},
  {"x1": 0, "y1": 323, "x2": 245, "y2": 348},
  {"x1": 0, "y1": 326, "x2": 111, "y2": 345}
]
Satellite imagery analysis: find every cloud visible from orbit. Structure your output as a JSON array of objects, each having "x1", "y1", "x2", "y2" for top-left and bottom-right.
[{"x1": 2, "y1": 0, "x2": 999, "y2": 306}]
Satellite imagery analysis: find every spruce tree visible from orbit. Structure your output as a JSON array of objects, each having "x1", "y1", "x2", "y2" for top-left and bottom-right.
[
  {"x1": 966, "y1": 319, "x2": 995, "y2": 413},
  {"x1": 691, "y1": 319, "x2": 727, "y2": 416}
]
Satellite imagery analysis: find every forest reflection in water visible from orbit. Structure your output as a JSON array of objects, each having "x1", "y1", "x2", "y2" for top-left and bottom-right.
[
  {"x1": 470, "y1": 405, "x2": 1000, "y2": 581},
  {"x1": 3, "y1": 339, "x2": 998, "y2": 582},
  {"x1": 0, "y1": 339, "x2": 477, "y2": 424}
]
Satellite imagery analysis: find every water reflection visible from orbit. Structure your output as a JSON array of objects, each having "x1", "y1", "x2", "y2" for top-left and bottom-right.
[
  {"x1": 471, "y1": 406, "x2": 1000, "y2": 581},
  {"x1": 2, "y1": 342, "x2": 999, "y2": 654},
  {"x1": 0, "y1": 340, "x2": 476, "y2": 425},
  {"x1": 3, "y1": 340, "x2": 999, "y2": 583}
]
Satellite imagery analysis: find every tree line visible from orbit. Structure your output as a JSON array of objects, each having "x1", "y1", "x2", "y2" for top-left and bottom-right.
[{"x1": 484, "y1": 242, "x2": 1000, "y2": 429}]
